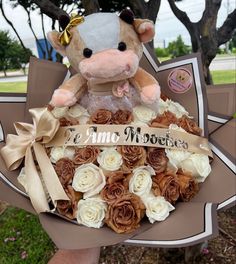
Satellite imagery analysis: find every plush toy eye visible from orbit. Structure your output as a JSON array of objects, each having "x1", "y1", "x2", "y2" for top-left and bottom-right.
[
  {"x1": 83, "y1": 48, "x2": 93, "y2": 58},
  {"x1": 118, "y1": 42, "x2": 127, "y2": 51}
]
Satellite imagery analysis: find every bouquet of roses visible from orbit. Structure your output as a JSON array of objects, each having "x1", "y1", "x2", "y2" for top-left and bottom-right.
[{"x1": 16, "y1": 96, "x2": 211, "y2": 234}]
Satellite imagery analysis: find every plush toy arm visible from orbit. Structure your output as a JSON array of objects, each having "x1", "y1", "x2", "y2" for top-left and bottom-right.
[
  {"x1": 130, "y1": 67, "x2": 161, "y2": 104},
  {"x1": 50, "y1": 73, "x2": 87, "y2": 107}
]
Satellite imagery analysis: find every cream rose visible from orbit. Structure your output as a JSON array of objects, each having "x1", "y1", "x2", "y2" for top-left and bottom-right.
[
  {"x1": 68, "y1": 104, "x2": 88, "y2": 118},
  {"x1": 130, "y1": 119, "x2": 149, "y2": 127},
  {"x1": 143, "y1": 195, "x2": 175, "y2": 223},
  {"x1": 158, "y1": 98, "x2": 169, "y2": 115},
  {"x1": 72, "y1": 163, "x2": 106, "y2": 198},
  {"x1": 165, "y1": 149, "x2": 191, "y2": 171},
  {"x1": 77, "y1": 197, "x2": 107, "y2": 228},
  {"x1": 181, "y1": 154, "x2": 211, "y2": 182},
  {"x1": 50, "y1": 147, "x2": 65, "y2": 163},
  {"x1": 97, "y1": 149, "x2": 123, "y2": 171},
  {"x1": 169, "y1": 123, "x2": 186, "y2": 132},
  {"x1": 133, "y1": 105, "x2": 156, "y2": 124},
  {"x1": 167, "y1": 99, "x2": 190, "y2": 118},
  {"x1": 64, "y1": 147, "x2": 76, "y2": 160},
  {"x1": 50, "y1": 146, "x2": 76, "y2": 163},
  {"x1": 51, "y1": 106, "x2": 69, "y2": 119},
  {"x1": 129, "y1": 166, "x2": 155, "y2": 197}
]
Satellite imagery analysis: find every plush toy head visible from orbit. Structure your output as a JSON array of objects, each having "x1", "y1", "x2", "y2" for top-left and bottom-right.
[{"x1": 48, "y1": 10, "x2": 155, "y2": 84}]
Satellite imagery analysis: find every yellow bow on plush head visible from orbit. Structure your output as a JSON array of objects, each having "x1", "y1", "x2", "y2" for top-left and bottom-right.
[{"x1": 59, "y1": 14, "x2": 84, "y2": 46}]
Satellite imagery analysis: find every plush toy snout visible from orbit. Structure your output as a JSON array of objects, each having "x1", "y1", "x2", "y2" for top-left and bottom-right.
[{"x1": 79, "y1": 49, "x2": 139, "y2": 83}]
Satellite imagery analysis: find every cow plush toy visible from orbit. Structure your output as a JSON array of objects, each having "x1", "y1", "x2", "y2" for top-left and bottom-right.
[{"x1": 48, "y1": 10, "x2": 160, "y2": 112}]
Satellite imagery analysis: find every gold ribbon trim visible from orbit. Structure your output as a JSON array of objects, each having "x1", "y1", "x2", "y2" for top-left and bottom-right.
[
  {"x1": 47, "y1": 125, "x2": 213, "y2": 157},
  {"x1": 59, "y1": 14, "x2": 84, "y2": 46},
  {"x1": 0, "y1": 108, "x2": 69, "y2": 213}
]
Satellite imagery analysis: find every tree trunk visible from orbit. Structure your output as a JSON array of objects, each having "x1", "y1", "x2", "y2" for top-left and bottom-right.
[
  {"x1": 82, "y1": 0, "x2": 100, "y2": 15},
  {"x1": 32, "y1": 0, "x2": 69, "y2": 20},
  {"x1": 25, "y1": 9, "x2": 46, "y2": 59},
  {"x1": 3, "y1": 69, "x2": 7, "y2": 77}
]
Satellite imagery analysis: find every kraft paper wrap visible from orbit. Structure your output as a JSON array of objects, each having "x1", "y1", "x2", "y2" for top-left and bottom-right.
[
  {"x1": 0, "y1": 52, "x2": 235, "y2": 249},
  {"x1": 0, "y1": 108, "x2": 69, "y2": 213}
]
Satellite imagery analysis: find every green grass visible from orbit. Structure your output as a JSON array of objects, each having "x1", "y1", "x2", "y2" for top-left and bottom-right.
[
  {"x1": 0, "y1": 207, "x2": 55, "y2": 264},
  {"x1": 0, "y1": 82, "x2": 27, "y2": 93},
  {"x1": 211, "y1": 70, "x2": 236, "y2": 84}
]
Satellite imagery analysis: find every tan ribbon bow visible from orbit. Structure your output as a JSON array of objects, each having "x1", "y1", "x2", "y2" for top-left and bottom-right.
[
  {"x1": 0, "y1": 108, "x2": 69, "y2": 213},
  {"x1": 59, "y1": 14, "x2": 84, "y2": 46}
]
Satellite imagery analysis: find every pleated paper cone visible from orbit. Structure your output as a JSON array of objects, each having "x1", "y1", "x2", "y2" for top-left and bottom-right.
[{"x1": 0, "y1": 49, "x2": 235, "y2": 249}]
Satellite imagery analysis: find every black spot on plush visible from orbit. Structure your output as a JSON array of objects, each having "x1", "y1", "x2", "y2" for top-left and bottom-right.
[
  {"x1": 59, "y1": 14, "x2": 70, "y2": 30},
  {"x1": 119, "y1": 9, "x2": 134, "y2": 24}
]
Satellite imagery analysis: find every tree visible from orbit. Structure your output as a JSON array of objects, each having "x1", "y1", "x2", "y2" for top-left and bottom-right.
[
  {"x1": 0, "y1": 30, "x2": 32, "y2": 76},
  {"x1": 167, "y1": 35, "x2": 191, "y2": 58},
  {"x1": 229, "y1": 30, "x2": 236, "y2": 51},
  {"x1": 167, "y1": 0, "x2": 236, "y2": 84},
  {"x1": 10, "y1": 42, "x2": 33, "y2": 74},
  {"x1": 0, "y1": 0, "x2": 27, "y2": 50}
]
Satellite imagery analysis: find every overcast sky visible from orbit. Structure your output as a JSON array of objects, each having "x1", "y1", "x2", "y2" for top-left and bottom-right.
[{"x1": 0, "y1": 0, "x2": 235, "y2": 51}]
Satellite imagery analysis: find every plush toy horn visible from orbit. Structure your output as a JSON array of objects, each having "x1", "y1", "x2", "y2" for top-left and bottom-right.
[
  {"x1": 119, "y1": 9, "x2": 134, "y2": 24},
  {"x1": 59, "y1": 14, "x2": 71, "y2": 30}
]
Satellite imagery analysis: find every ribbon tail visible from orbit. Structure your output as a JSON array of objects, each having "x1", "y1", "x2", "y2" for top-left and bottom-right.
[
  {"x1": 25, "y1": 147, "x2": 50, "y2": 213},
  {"x1": 33, "y1": 142, "x2": 69, "y2": 207}
]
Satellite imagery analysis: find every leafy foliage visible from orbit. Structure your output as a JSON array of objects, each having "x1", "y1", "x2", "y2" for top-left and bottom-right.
[
  {"x1": 167, "y1": 35, "x2": 191, "y2": 58},
  {"x1": 155, "y1": 47, "x2": 169, "y2": 58},
  {"x1": 0, "y1": 30, "x2": 32, "y2": 75},
  {"x1": 229, "y1": 31, "x2": 236, "y2": 51}
]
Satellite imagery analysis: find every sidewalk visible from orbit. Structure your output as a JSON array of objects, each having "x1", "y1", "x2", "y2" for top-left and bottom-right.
[
  {"x1": 0, "y1": 75, "x2": 28, "y2": 83},
  {"x1": 0, "y1": 70, "x2": 27, "y2": 78}
]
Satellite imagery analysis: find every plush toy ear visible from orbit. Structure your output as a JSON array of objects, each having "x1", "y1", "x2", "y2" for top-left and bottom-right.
[
  {"x1": 47, "y1": 31, "x2": 66, "y2": 57},
  {"x1": 119, "y1": 9, "x2": 134, "y2": 24},
  {"x1": 59, "y1": 14, "x2": 70, "y2": 30},
  {"x1": 133, "y1": 19, "x2": 155, "y2": 43}
]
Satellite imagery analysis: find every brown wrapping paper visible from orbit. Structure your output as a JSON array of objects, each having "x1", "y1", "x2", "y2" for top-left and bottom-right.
[
  {"x1": 207, "y1": 84, "x2": 236, "y2": 134},
  {"x1": 0, "y1": 50, "x2": 235, "y2": 249}
]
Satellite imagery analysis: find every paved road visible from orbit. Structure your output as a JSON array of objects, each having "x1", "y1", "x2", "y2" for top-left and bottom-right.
[
  {"x1": 209, "y1": 56, "x2": 236, "y2": 71},
  {"x1": 0, "y1": 75, "x2": 28, "y2": 83}
]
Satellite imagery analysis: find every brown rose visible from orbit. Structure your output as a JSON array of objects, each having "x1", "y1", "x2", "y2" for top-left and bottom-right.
[
  {"x1": 177, "y1": 170, "x2": 199, "y2": 202},
  {"x1": 105, "y1": 193, "x2": 145, "y2": 233},
  {"x1": 55, "y1": 158, "x2": 75, "y2": 186},
  {"x1": 146, "y1": 148, "x2": 168, "y2": 174},
  {"x1": 104, "y1": 170, "x2": 127, "y2": 184},
  {"x1": 152, "y1": 171, "x2": 180, "y2": 204},
  {"x1": 160, "y1": 93, "x2": 169, "y2": 101},
  {"x1": 151, "y1": 111, "x2": 178, "y2": 128},
  {"x1": 101, "y1": 182, "x2": 127, "y2": 204},
  {"x1": 113, "y1": 110, "x2": 133, "y2": 124},
  {"x1": 59, "y1": 117, "x2": 79, "y2": 126},
  {"x1": 177, "y1": 115, "x2": 202, "y2": 136},
  {"x1": 57, "y1": 185, "x2": 82, "y2": 219},
  {"x1": 90, "y1": 109, "x2": 113, "y2": 124},
  {"x1": 118, "y1": 145, "x2": 146, "y2": 172},
  {"x1": 73, "y1": 146, "x2": 100, "y2": 166}
]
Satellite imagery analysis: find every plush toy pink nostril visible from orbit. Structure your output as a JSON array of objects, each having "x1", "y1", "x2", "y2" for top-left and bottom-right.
[
  {"x1": 84, "y1": 72, "x2": 92, "y2": 79},
  {"x1": 125, "y1": 64, "x2": 131, "y2": 72}
]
